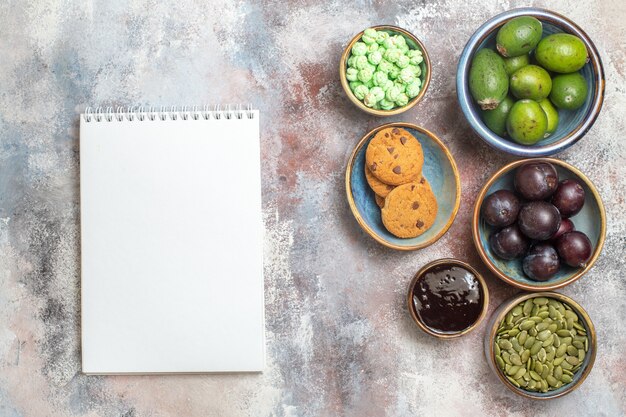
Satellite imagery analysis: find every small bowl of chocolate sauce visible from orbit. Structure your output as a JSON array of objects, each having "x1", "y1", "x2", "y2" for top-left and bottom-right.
[{"x1": 407, "y1": 258, "x2": 489, "y2": 338}]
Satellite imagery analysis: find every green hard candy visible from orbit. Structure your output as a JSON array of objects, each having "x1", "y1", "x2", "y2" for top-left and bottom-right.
[
  {"x1": 506, "y1": 99, "x2": 548, "y2": 145},
  {"x1": 496, "y1": 16, "x2": 543, "y2": 57},
  {"x1": 535, "y1": 33, "x2": 588, "y2": 73}
]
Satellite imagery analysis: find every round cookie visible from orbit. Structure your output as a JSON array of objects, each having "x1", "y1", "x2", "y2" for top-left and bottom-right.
[
  {"x1": 365, "y1": 127, "x2": 424, "y2": 185},
  {"x1": 381, "y1": 180, "x2": 438, "y2": 238},
  {"x1": 375, "y1": 194, "x2": 385, "y2": 209},
  {"x1": 365, "y1": 164, "x2": 395, "y2": 197}
]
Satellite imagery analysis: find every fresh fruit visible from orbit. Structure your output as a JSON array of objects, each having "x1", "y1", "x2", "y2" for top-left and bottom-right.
[
  {"x1": 535, "y1": 33, "x2": 588, "y2": 73},
  {"x1": 551, "y1": 179, "x2": 586, "y2": 217},
  {"x1": 496, "y1": 16, "x2": 543, "y2": 57},
  {"x1": 510, "y1": 65, "x2": 552, "y2": 100},
  {"x1": 490, "y1": 224, "x2": 530, "y2": 260},
  {"x1": 523, "y1": 243, "x2": 560, "y2": 281},
  {"x1": 482, "y1": 96, "x2": 514, "y2": 136},
  {"x1": 481, "y1": 189, "x2": 521, "y2": 227},
  {"x1": 503, "y1": 54, "x2": 530, "y2": 76},
  {"x1": 514, "y1": 161, "x2": 558, "y2": 200},
  {"x1": 518, "y1": 201, "x2": 561, "y2": 240},
  {"x1": 538, "y1": 98, "x2": 559, "y2": 136},
  {"x1": 506, "y1": 99, "x2": 548, "y2": 145},
  {"x1": 550, "y1": 73, "x2": 588, "y2": 110},
  {"x1": 469, "y1": 49, "x2": 509, "y2": 110},
  {"x1": 551, "y1": 218, "x2": 575, "y2": 242},
  {"x1": 555, "y1": 231, "x2": 592, "y2": 267}
]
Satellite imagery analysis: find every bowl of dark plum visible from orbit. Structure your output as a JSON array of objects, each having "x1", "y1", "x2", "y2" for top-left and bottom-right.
[{"x1": 472, "y1": 158, "x2": 606, "y2": 291}]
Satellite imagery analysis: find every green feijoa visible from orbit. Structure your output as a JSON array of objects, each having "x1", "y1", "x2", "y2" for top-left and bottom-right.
[
  {"x1": 537, "y1": 330, "x2": 551, "y2": 341},
  {"x1": 550, "y1": 72, "x2": 588, "y2": 110},
  {"x1": 536, "y1": 33, "x2": 588, "y2": 73},
  {"x1": 520, "y1": 320, "x2": 535, "y2": 331},
  {"x1": 508, "y1": 98, "x2": 546, "y2": 145},
  {"x1": 469, "y1": 48, "x2": 509, "y2": 110},
  {"x1": 496, "y1": 355, "x2": 505, "y2": 370},
  {"x1": 510, "y1": 65, "x2": 552, "y2": 100},
  {"x1": 561, "y1": 374, "x2": 573, "y2": 384},
  {"x1": 533, "y1": 297, "x2": 549, "y2": 306},
  {"x1": 557, "y1": 329, "x2": 571, "y2": 337},
  {"x1": 567, "y1": 345, "x2": 578, "y2": 356},
  {"x1": 507, "y1": 376, "x2": 521, "y2": 387},
  {"x1": 510, "y1": 353, "x2": 522, "y2": 366},
  {"x1": 503, "y1": 54, "x2": 530, "y2": 76},
  {"x1": 496, "y1": 16, "x2": 543, "y2": 57},
  {"x1": 499, "y1": 339, "x2": 513, "y2": 350},
  {"x1": 531, "y1": 341, "x2": 542, "y2": 355},
  {"x1": 482, "y1": 95, "x2": 514, "y2": 136},
  {"x1": 538, "y1": 98, "x2": 559, "y2": 136}
]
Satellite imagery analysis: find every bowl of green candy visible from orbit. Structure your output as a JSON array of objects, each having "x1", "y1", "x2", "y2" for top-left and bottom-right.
[{"x1": 340, "y1": 26, "x2": 431, "y2": 116}]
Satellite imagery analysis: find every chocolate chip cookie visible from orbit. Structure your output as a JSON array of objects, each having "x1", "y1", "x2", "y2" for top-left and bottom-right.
[
  {"x1": 375, "y1": 194, "x2": 385, "y2": 209},
  {"x1": 365, "y1": 127, "x2": 424, "y2": 186},
  {"x1": 381, "y1": 179, "x2": 438, "y2": 238},
  {"x1": 365, "y1": 164, "x2": 395, "y2": 197}
]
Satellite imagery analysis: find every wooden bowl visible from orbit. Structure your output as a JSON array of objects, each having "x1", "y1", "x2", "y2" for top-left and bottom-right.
[
  {"x1": 340, "y1": 25, "x2": 431, "y2": 116},
  {"x1": 472, "y1": 158, "x2": 606, "y2": 291}
]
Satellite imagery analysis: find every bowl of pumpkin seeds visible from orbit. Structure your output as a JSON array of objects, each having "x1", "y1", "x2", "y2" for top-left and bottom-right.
[{"x1": 485, "y1": 292, "x2": 596, "y2": 399}]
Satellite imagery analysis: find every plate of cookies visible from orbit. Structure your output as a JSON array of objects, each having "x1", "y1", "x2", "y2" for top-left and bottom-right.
[{"x1": 346, "y1": 123, "x2": 461, "y2": 250}]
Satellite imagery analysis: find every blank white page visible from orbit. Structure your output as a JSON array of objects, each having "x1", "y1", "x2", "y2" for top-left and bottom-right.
[{"x1": 80, "y1": 110, "x2": 264, "y2": 374}]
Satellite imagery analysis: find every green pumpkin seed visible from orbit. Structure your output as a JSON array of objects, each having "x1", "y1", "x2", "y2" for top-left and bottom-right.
[
  {"x1": 521, "y1": 349, "x2": 530, "y2": 363},
  {"x1": 542, "y1": 335, "x2": 554, "y2": 347},
  {"x1": 514, "y1": 367, "x2": 527, "y2": 380},
  {"x1": 561, "y1": 360, "x2": 573, "y2": 370},
  {"x1": 524, "y1": 336, "x2": 536, "y2": 349},
  {"x1": 495, "y1": 344, "x2": 501, "y2": 356},
  {"x1": 510, "y1": 353, "x2": 522, "y2": 366},
  {"x1": 508, "y1": 328, "x2": 520, "y2": 337},
  {"x1": 538, "y1": 311, "x2": 550, "y2": 319},
  {"x1": 566, "y1": 317, "x2": 574, "y2": 330},
  {"x1": 553, "y1": 335, "x2": 561, "y2": 348},
  {"x1": 541, "y1": 379, "x2": 549, "y2": 392},
  {"x1": 529, "y1": 370, "x2": 541, "y2": 381},
  {"x1": 555, "y1": 380, "x2": 563, "y2": 388},
  {"x1": 541, "y1": 364, "x2": 550, "y2": 379},
  {"x1": 536, "y1": 322, "x2": 549, "y2": 332},
  {"x1": 511, "y1": 305, "x2": 523, "y2": 316},
  {"x1": 556, "y1": 329, "x2": 571, "y2": 337},
  {"x1": 496, "y1": 355, "x2": 505, "y2": 370},
  {"x1": 562, "y1": 337, "x2": 573, "y2": 346},
  {"x1": 507, "y1": 365, "x2": 520, "y2": 376},
  {"x1": 553, "y1": 357, "x2": 565, "y2": 366},
  {"x1": 546, "y1": 375, "x2": 558, "y2": 387},
  {"x1": 531, "y1": 305, "x2": 539, "y2": 316},
  {"x1": 529, "y1": 316, "x2": 543, "y2": 323},
  {"x1": 564, "y1": 310, "x2": 578, "y2": 321},
  {"x1": 507, "y1": 376, "x2": 521, "y2": 387},
  {"x1": 537, "y1": 330, "x2": 552, "y2": 341},
  {"x1": 545, "y1": 349, "x2": 555, "y2": 362},
  {"x1": 499, "y1": 340, "x2": 513, "y2": 350},
  {"x1": 578, "y1": 349, "x2": 585, "y2": 362},
  {"x1": 566, "y1": 356, "x2": 579, "y2": 366},
  {"x1": 556, "y1": 344, "x2": 567, "y2": 358},
  {"x1": 520, "y1": 320, "x2": 535, "y2": 331},
  {"x1": 537, "y1": 348, "x2": 547, "y2": 363},
  {"x1": 554, "y1": 366, "x2": 563, "y2": 379},
  {"x1": 530, "y1": 341, "x2": 543, "y2": 355},
  {"x1": 573, "y1": 340, "x2": 584, "y2": 349},
  {"x1": 533, "y1": 297, "x2": 549, "y2": 306},
  {"x1": 523, "y1": 299, "x2": 534, "y2": 315},
  {"x1": 528, "y1": 380, "x2": 537, "y2": 389},
  {"x1": 534, "y1": 361, "x2": 543, "y2": 374},
  {"x1": 563, "y1": 369, "x2": 574, "y2": 377},
  {"x1": 511, "y1": 338, "x2": 522, "y2": 352},
  {"x1": 561, "y1": 374, "x2": 573, "y2": 384},
  {"x1": 547, "y1": 323, "x2": 558, "y2": 333},
  {"x1": 585, "y1": 338, "x2": 588, "y2": 352},
  {"x1": 567, "y1": 345, "x2": 578, "y2": 356},
  {"x1": 518, "y1": 330, "x2": 528, "y2": 345},
  {"x1": 529, "y1": 327, "x2": 538, "y2": 337}
]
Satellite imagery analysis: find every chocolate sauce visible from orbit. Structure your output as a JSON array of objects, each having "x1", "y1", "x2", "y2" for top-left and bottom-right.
[{"x1": 412, "y1": 264, "x2": 484, "y2": 333}]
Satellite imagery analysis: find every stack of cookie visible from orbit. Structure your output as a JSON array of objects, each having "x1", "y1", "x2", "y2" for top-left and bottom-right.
[{"x1": 364, "y1": 127, "x2": 438, "y2": 238}]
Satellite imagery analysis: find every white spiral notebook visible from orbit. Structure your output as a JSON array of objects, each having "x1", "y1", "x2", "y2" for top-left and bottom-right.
[{"x1": 80, "y1": 106, "x2": 264, "y2": 374}]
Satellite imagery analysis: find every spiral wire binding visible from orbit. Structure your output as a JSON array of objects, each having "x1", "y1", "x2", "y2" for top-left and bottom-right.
[{"x1": 83, "y1": 104, "x2": 255, "y2": 122}]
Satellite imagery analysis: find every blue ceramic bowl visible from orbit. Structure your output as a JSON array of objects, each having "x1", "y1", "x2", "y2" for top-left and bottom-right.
[
  {"x1": 346, "y1": 123, "x2": 460, "y2": 250},
  {"x1": 472, "y1": 158, "x2": 606, "y2": 290},
  {"x1": 457, "y1": 8, "x2": 605, "y2": 157}
]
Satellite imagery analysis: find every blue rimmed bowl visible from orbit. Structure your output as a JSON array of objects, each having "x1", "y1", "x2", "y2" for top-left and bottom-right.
[
  {"x1": 346, "y1": 123, "x2": 460, "y2": 250},
  {"x1": 472, "y1": 158, "x2": 606, "y2": 291},
  {"x1": 457, "y1": 8, "x2": 605, "y2": 157}
]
